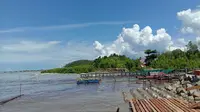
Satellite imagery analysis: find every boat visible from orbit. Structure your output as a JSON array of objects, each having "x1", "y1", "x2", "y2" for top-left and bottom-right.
[
  {"x1": 136, "y1": 72, "x2": 170, "y2": 80},
  {"x1": 76, "y1": 78, "x2": 101, "y2": 84},
  {"x1": 136, "y1": 75, "x2": 156, "y2": 79}
]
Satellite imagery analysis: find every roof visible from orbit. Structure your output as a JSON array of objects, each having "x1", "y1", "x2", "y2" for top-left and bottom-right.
[
  {"x1": 141, "y1": 69, "x2": 174, "y2": 74},
  {"x1": 129, "y1": 98, "x2": 200, "y2": 112}
]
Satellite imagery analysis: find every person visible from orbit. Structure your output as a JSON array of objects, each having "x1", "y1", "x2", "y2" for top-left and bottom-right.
[{"x1": 148, "y1": 80, "x2": 152, "y2": 88}]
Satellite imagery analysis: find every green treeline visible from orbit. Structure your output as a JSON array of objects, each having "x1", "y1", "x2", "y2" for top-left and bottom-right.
[
  {"x1": 93, "y1": 54, "x2": 142, "y2": 71},
  {"x1": 150, "y1": 41, "x2": 200, "y2": 69},
  {"x1": 41, "y1": 60, "x2": 95, "y2": 74},
  {"x1": 41, "y1": 54, "x2": 142, "y2": 74},
  {"x1": 41, "y1": 41, "x2": 200, "y2": 74}
]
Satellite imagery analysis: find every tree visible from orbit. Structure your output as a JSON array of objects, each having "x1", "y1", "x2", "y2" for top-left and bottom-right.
[
  {"x1": 144, "y1": 49, "x2": 152, "y2": 56},
  {"x1": 172, "y1": 49, "x2": 184, "y2": 59},
  {"x1": 186, "y1": 41, "x2": 198, "y2": 55},
  {"x1": 93, "y1": 56, "x2": 101, "y2": 68},
  {"x1": 125, "y1": 61, "x2": 134, "y2": 71},
  {"x1": 144, "y1": 49, "x2": 158, "y2": 66}
]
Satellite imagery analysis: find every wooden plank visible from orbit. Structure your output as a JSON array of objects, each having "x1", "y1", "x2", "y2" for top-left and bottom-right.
[
  {"x1": 186, "y1": 86, "x2": 200, "y2": 91},
  {"x1": 163, "y1": 99, "x2": 184, "y2": 112},
  {"x1": 140, "y1": 99, "x2": 152, "y2": 112},
  {"x1": 175, "y1": 98, "x2": 189, "y2": 106},
  {"x1": 155, "y1": 99, "x2": 173, "y2": 112},
  {"x1": 175, "y1": 99, "x2": 200, "y2": 112},
  {"x1": 149, "y1": 99, "x2": 167, "y2": 112},
  {"x1": 130, "y1": 100, "x2": 136, "y2": 112},
  {"x1": 171, "y1": 99, "x2": 193, "y2": 112},
  {"x1": 147, "y1": 99, "x2": 162, "y2": 112},
  {"x1": 161, "y1": 99, "x2": 177, "y2": 112},
  {"x1": 132, "y1": 99, "x2": 141, "y2": 112},
  {"x1": 165, "y1": 99, "x2": 184, "y2": 112},
  {"x1": 171, "y1": 99, "x2": 196, "y2": 112},
  {"x1": 154, "y1": 99, "x2": 171, "y2": 112},
  {"x1": 144, "y1": 99, "x2": 157, "y2": 112},
  {"x1": 130, "y1": 98, "x2": 200, "y2": 112},
  {"x1": 135, "y1": 99, "x2": 145, "y2": 112},
  {"x1": 138, "y1": 100, "x2": 149, "y2": 112}
]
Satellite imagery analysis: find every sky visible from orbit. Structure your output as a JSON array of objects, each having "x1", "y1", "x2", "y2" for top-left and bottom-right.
[{"x1": 1, "y1": 0, "x2": 200, "y2": 71}]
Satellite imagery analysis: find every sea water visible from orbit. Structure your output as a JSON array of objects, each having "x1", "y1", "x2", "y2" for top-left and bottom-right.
[{"x1": 0, "y1": 72, "x2": 142, "y2": 112}]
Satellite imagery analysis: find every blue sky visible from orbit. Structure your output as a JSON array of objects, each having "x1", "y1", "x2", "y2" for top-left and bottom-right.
[{"x1": 0, "y1": 0, "x2": 200, "y2": 71}]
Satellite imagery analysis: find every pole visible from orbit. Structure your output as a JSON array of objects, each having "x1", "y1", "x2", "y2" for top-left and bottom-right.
[{"x1": 19, "y1": 75, "x2": 21, "y2": 96}]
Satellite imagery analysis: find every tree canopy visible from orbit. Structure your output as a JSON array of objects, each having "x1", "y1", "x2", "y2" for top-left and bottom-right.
[
  {"x1": 144, "y1": 49, "x2": 158, "y2": 66},
  {"x1": 151, "y1": 41, "x2": 200, "y2": 69},
  {"x1": 41, "y1": 53, "x2": 142, "y2": 74}
]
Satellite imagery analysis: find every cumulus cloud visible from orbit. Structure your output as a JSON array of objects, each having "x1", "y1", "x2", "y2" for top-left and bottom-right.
[
  {"x1": 93, "y1": 24, "x2": 188, "y2": 58},
  {"x1": 177, "y1": 38, "x2": 188, "y2": 45},
  {"x1": 177, "y1": 9, "x2": 200, "y2": 35},
  {"x1": 94, "y1": 6, "x2": 200, "y2": 58}
]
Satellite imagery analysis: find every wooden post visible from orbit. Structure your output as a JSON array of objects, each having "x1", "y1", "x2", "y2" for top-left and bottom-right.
[{"x1": 19, "y1": 75, "x2": 21, "y2": 96}]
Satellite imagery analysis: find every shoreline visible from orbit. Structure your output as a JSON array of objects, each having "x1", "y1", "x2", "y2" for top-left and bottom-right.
[{"x1": 129, "y1": 79, "x2": 200, "y2": 103}]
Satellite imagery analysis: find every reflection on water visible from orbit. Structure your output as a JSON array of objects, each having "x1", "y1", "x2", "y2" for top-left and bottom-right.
[{"x1": 0, "y1": 72, "x2": 142, "y2": 112}]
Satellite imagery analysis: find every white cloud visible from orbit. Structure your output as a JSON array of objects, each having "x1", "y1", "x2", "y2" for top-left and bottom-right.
[
  {"x1": 177, "y1": 9, "x2": 200, "y2": 35},
  {"x1": 0, "y1": 40, "x2": 96, "y2": 69},
  {"x1": 93, "y1": 41, "x2": 106, "y2": 56},
  {"x1": 176, "y1": 38, "x2": 188, "y2": 46},
  {"x1": 196, "y1": 37, "x2": 200, "y2": 46},
  {"x1": 0, "y1": 28, "x2": 24, "y2": 33},
  {"x1": 0, "y1": 41, "x2": 60, "y2": 52},
  {"x1": 180, "y1": 27, "x2": 194, "y2": 34},
  {"x1": 0, "y1": 21, "x2": 138, "y2": 33},
  {"x1": 93, "y1": 7, "x2": 200, "y2": 58},
  {"x1": 93, "y1": 24, "x2": 187, "y2": 58}
]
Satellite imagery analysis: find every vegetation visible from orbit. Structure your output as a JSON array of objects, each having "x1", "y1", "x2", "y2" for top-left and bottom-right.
[
  {"x1": 41, "y1": 54, "x2": 142, "y2": 74},
  {"x1": 93, "y1": 54, "x2": 142, "y2": 71},
  {"x1": 144, "y1": 49, "x2": 158, "y2": 66},
  {"x1": 150, "y1": 41, "x2": 200, "y2": 69},
  {"x1": 64, "y1": 60, "x2": 93, "y2": 67},
  {"x1": 41, "y1": 60, "x2": 95, "y2": 74},
  {"x1": 41, "y1": 41, "x2": 200, "y2": 74}
]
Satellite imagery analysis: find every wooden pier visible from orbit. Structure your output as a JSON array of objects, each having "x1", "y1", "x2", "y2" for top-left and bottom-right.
[{"x1": 80, "y1": 72, "x2": 142, "y2": 78}]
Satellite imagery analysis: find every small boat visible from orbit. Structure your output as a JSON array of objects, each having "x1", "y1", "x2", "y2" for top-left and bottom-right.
[
  {"x1": 136, "y1": 72, "x2": 170, "y2": 80},
  {"x1": 136, "y1": 75, "x2": 157, "y2": 79},
  {"x1": 157, "y1": 75, "x2": 172, "y2": 80},
  {"x1": 76, "y1": 78, "x2": 101, "y2": 84}
]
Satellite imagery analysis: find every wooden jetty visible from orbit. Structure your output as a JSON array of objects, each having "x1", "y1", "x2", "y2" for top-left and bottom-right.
[
  {"x1": 79, "y1": 69, "x2": 179, "y2": 78},
  {"x1": 80, "y1": 72, "x2": 141, "y2": 78},
  {"x1": 129, "y1": 98, "x2": 200, "y2": 112}
]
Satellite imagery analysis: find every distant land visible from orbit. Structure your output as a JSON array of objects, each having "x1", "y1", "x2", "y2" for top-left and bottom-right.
[
  {"x1": 0, "y1": 70, "x2": 43, "y2": 74},
  {"x1": 41, "y1": 54, "x2": 142, "y2": 74}
]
